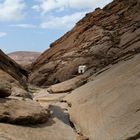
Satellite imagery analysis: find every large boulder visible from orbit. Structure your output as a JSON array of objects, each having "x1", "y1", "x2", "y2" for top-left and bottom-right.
[
  {"x1": 47, "y1": 69, "x2": 92, "y2": 93},
  {"x1": 0, "y1": 99, "x2": 49, "y2": 125},
  {"x1": 0, "y1": 80, "x2": 11, "y2": 98}
]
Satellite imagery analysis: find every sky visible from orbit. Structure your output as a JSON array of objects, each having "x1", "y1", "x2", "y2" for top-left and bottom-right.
[{"x1": 0, "y1": 0, "x2": 112, "y2": 53}]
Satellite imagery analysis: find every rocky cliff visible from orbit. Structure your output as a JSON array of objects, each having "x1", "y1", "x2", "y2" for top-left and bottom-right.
[
  {"x1": 0, "y1": 49, "x2": 29, "y2": 97},
  {"x1": 0, "y1": 49, "x2": 28, "y2": 86},
  {"x1": 29, "y1": 0, "x2": 140, "y2": 86}
]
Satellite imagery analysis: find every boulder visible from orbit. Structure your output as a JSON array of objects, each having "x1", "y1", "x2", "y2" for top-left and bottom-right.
[
  {"x1": 11, "y1": 85, "x2": 31, "y2": 98},
  {"x1": 0, "y1": 80, "x2": 11, "y2": 98},
  {"x1": 0, "y1": 99, "x2": 49, "y2": 125},
  {"x1": 47, "y1": 70, "x2": 92, "y2": 93}
]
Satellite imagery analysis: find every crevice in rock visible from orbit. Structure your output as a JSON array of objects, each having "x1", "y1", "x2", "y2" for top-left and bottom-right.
[
  {"x1": 59, "y1": 99, "x2": 89, "y2": 140},
  {"x1": 68, "y1": 116, "x2": 77, "y2": 132},
  {"x1": 125, "y1": 132, "x2": 140, "y2": 140},
  {"x1": 60, "y1": 100, "x2": 72, "y2": 108},
  {"x1": 67, "y1": 113, "x2": 89, "y2": 140},
  {"x1": 136, "y1": 108, "x2": 140, "y2": 112}
]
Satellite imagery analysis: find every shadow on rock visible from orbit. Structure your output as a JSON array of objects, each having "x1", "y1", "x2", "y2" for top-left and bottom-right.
[{"x1": 49, "y1": 105, "x2": 71, "y2": 126}]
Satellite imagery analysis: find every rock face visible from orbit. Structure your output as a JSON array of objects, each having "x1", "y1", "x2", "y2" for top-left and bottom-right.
[
  {"x1": 47, "y1": 69, "x2": 92, "y2": 93},
  {"x1": 0, "y1": 49, "x2": 28, "y2": 89},
  {"x1": 0, "y1": 80, "x2": 11, "y2": 98},
  {"x1": 29, "y1": 0, "x2": 140, "y2": 86},
  {"x1": 64, "y1": 54, "x2": 140, "y2": 140},
  {"x1": 0, "y1": 99, "x2": 49, "y2": 125},
  {"x1": 8, "y1": 51, "x2": 41, "y2": 65},
  {"x1": 0, "y1": 49, "x2": 30, "y2": 98},
  {"x1": 0, "y1": 69, "x2": 29, "y2": 98}
]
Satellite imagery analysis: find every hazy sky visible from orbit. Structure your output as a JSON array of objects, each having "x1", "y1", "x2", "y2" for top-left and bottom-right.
[{"x1": 0, "y1": 0, "x2": 112, "y2": 53}]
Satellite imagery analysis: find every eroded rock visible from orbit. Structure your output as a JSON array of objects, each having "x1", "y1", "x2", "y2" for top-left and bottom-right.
[
  {"x1": 0, "y1": 99, "x2": 49, "y2": 125},
  {"x1": 30, "y1": 0, "x2": 140, "y2": 86},
  {"x1": 65, "y1": 54, "x2": 140, "y2": 140},
  {"x1": 47, "y1": 70, "x2": 92, "y2": 93},
  {"x1": 0, "y1": 80, "x2": 11, "y2": 98},
  {"x1": 0, "y1": 49, "x2": 28, "y2": 89}
]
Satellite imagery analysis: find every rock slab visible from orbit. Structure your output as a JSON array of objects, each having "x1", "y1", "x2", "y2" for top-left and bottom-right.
[
  {"x1": 0, "y1": 99, "x2": 49, "y2": 125},
  {"x1": 65, "y1": 54, "x2": 140, "y2": 140}
]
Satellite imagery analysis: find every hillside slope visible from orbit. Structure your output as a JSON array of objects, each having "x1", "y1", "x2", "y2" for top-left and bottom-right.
[
  {"x1": 65, "y1": 53, "x2": 140, "y2": 140},
  {"x1": 29, "y1": 0, "x2": 140, "y2": 86},
  {"x1": 8, "y1": 51, "x2": 41, "y2": 65}
]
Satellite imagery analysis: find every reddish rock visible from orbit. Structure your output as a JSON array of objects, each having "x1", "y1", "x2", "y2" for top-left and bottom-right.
[{"x1": 8, "y1": 51, "x2": 41, "y2": 65}]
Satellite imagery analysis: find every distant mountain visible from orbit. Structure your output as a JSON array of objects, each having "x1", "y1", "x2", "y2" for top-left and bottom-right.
[{"x1": 8, "y1": 51, "x2": 41, "y2": 65}]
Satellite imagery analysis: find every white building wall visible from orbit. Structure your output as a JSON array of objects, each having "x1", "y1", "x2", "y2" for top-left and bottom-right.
[{"x1": 78, "y1": 65, "x2": 87, "y2": 74}]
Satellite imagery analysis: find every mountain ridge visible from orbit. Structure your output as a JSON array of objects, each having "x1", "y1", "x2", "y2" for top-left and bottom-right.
[
  {"x1": 8, "y1": 51, "x2": 41, "y2": 65},
  {"x1": 29, "y1": 0, "x2": 140, "y2": 86}
]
